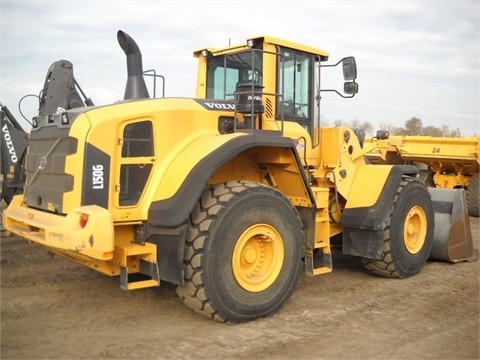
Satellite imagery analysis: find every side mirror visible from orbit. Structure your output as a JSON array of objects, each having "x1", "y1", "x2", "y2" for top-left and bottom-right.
[
  {"x1": 342, "y1": 57, "x2": 357, "y2": 81},
  {"x1": 344, "y1": 82, "x2": 358, "y2": 95},
  {"x1": 320, "y1": 56, "x2": 359, "y2": 98}
]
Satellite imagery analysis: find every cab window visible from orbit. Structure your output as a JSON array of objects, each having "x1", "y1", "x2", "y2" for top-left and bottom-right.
[
  {"x1": 277, "y1": 47, "x2": 314, "y2": 133},
  {"x1": 206, "y1": 51, "x2": 263, "y2": 100}
]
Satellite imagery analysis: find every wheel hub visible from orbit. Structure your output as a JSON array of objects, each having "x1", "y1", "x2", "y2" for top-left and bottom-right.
[
  {"x1": 232, "y1": 224, "x2": 284, "y2": 292},
  {"x1": 404, "y1": 205, "x2": 427, "y2": 254},
  {"x1": 243, "y1": 246, "x2": 258, "y2": 264}
]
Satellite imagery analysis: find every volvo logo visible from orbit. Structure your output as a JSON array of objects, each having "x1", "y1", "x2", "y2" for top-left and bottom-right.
[{"x1": 1, "y1": 123, "x2": 18, "y2": 163}]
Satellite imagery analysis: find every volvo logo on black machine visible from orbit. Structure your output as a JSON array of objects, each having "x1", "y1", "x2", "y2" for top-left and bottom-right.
[{"x1": 2, "y1": 123, "x2": 18, "y2": 163}]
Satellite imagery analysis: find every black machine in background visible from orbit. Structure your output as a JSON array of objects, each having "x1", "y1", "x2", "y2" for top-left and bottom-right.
[{"x1": 1, "y1": 60, "x2": 94, "y2": 204}]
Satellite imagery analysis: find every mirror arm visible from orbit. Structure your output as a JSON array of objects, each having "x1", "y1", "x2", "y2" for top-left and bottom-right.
[
  {"x1": 320, "y1": 88, "x2": 356, "y2": 99},
  {"x1": 319, "y1": 57, "x2": 346, "y2": 68}
]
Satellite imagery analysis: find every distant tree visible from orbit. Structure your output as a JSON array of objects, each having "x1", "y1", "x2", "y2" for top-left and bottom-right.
[
  {"x1": 350, "y1": 119, "x2": 361, "y2": 129},
  {"x1": 441, "y1": 124, "x2": 461, "y2": 137},
  {"x1": 441, "y1": 124, "x2": 450, "y2": 137},
  {"x1": 330, "y1": 117, "x2": 461, "y2": 138},
  {"x1": 379, "y1": 122, "x2": 396, "y2": 133},
  {"x1": 332, "y1": 119, "x2": 373, "y2": 134},
  {"x1": 392, "y1": 126, "x2": 409, "y2": 135},
  {"x1": 449, "y1": 127, "x2": 462, "y2": 137},
  {"x1": 391, "y1": 119, "x2": 462, "y2": 137},
  {"x1": 404, "y1": 117, "x2": 423, "y2": 135},
  {"x1": 422, "y1": 125, "x2": 443, "y2": 137},
  {"x1": 349, "y1": 119, "x2": 373, "y2": 134}
]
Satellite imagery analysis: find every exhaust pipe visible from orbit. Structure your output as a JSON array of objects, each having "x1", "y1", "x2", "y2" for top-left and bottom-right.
[{"x1": 117, "y1": 30, "x2": 149, "y2": 100}]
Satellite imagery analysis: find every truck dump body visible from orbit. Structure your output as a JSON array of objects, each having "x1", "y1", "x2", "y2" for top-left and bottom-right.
[
  {"x1": 366, "y1": 135, "x2": 479, "y2": 175},
  {"x1": 366, "y1": 135, "x2": 480, "y2": 217}
]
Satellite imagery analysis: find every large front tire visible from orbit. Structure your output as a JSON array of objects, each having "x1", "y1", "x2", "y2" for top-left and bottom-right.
[
  {"x1": 176, "y1": 181, "x2": 304, "y2": 323},
  {"x1": 362, "y1": 178, "x2": 434, "y2": 278}
]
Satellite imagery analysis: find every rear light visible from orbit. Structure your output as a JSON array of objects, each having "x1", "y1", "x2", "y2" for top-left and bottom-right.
[{"x1": 79, "y1": 214, "x2": 89, "y2": 228}]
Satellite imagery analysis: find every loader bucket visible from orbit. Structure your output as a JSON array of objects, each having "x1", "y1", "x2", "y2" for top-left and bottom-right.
[{"x1": 428, "y1": 188, "x2": 476, "y2": 262}]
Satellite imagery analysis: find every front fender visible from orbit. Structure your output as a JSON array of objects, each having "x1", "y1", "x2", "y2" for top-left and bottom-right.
[{"x1": 341, "y1": 164, "x2": 418, "y2": 259}]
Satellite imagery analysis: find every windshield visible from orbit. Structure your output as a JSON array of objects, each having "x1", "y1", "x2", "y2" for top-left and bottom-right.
[
  {"x1": 277, "y1": 47, "x2": 313, "y2": 128},
  {"x1": 206, "y1": 50, "x2": 263, "y2": 100}
]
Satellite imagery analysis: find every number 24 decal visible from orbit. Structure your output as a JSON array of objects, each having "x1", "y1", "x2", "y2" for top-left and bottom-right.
[{"x1": 432, "y1": 148, "x2": 440, "y2": 153}]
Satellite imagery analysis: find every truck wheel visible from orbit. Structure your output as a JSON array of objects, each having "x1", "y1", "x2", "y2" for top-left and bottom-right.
[
  {"x1": 361, "y1": 178, "x2": 434, "y2": 278},
  {"x1": 467, "y1": 173, "x2": 479, "y2": 217},
  {"x1": 176, "y1": 181, "x2": 304, "y2": 323}
]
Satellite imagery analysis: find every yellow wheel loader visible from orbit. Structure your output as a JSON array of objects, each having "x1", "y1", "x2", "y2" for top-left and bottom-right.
[{"x1": 3, "y1": 31, "x2": 475, "y2": 323}]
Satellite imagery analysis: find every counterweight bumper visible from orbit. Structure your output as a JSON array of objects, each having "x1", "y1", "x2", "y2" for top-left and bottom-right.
[{"x1": 3, "y1": 195, "x2": 114, "y2": 260}]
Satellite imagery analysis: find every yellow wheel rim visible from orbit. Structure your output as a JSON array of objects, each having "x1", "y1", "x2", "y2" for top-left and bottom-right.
[
  {"x1": 232, "y1": 224, "x2": 284, "y2": 293},
  {"x1": 403, "y1": 205, "x2": 427, "y2": 254}
]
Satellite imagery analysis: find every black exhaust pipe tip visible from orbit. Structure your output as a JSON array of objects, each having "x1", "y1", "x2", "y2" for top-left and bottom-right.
[{"x1": 117, "y1": 30, "x2": 150, "y2": 100}]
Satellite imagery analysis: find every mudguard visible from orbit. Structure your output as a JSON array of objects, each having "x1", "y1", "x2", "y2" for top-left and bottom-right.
[
  {"x1": 148, "y1": 133, "x2": 315, "y2": 228},
  {"x1": 341, "y1": 164, "x2": 418, "y2": 259}
]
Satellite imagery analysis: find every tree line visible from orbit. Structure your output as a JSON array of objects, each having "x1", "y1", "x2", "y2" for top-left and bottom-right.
[{"x1": 327, "y1": 117, "x2": 462, "y2": 137}]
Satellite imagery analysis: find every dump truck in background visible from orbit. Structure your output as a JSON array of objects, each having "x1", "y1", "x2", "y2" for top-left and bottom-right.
[
  {"x1": 365, "y1": 135, "x2": 479, "y2": 217},
  {"x1": 3, "y1": 31, "x2": 475, "y2": 323}
]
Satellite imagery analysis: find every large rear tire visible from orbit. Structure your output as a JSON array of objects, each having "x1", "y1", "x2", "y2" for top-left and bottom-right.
[
  {"x1": 361, "y1": 178, "x2": 434, "y2": 278},
  {"x1": 176, "y1": 181, "x2": 304, "y2": 323},
  {"x1": 466, "y1": 173, "x2": 479, "y2": 217}
]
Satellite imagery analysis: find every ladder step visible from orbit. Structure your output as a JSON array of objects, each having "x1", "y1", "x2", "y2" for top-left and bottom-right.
[
  {"x1": 311, "y1": 267, "x2": 332, "y2": 276},
  {"x1": 122, "y1": 279, "x2": 159, "y2": 290},
  {"x1": 120, "y1": 259, "x2": 160, "y2": 290},
  {"x1": 305, "y1": 248, "x2": 332, "y2": 276}
]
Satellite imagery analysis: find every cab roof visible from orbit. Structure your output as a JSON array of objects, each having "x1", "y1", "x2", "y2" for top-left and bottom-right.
[{"x1": 194, "y1": 35, "x2": 329, "y2": 61}]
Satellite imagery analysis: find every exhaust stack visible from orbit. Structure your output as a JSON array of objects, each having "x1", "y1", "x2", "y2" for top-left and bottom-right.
[{"x1": 117, "y1": 30, "x2": 149, "y2": 100}]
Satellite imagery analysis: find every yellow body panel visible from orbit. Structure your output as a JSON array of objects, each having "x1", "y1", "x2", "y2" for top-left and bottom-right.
[
  {"x1": 63, "y1": 113, "x2": 90, "y2": 211},
  {"x1": 343, "y1": 165, "x2": 393, "y2": 209},
  {"x1": 311, "y1": 127, "x2": 367, "y2": 200},
  {"x1": 69, "y1": 99, "x2": 243, "y2": 222},
  {"x1": 150, "y1": 130, "x2": 244, "y2": 201}
]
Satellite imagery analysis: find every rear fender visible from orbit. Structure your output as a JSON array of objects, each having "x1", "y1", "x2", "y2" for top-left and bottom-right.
[{"x1": 148, "y1": 133, "x2": 315, "y2": 228}]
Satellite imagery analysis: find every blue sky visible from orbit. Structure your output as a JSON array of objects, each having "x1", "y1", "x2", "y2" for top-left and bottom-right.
[{"x1": 1, "y1": 0, "x2": 479, "y2": 135}]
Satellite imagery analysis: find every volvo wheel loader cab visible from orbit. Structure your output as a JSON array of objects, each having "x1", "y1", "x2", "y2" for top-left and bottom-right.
[{"x1": 3, "y1": 31, "x2": 473, "y2": 324}]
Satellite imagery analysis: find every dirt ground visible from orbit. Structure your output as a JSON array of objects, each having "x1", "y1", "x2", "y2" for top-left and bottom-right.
[{"x1": 1, "y1": 218, "x2": 478, "y2": 360}]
